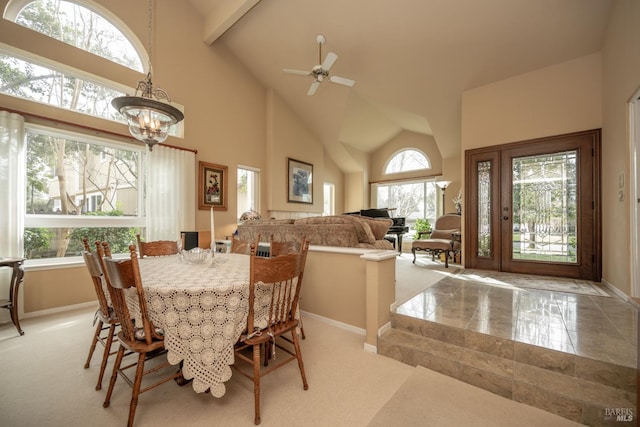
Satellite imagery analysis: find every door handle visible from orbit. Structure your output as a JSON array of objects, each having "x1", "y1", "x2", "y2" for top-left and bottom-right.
[{"x1": 503, "y1": 216, "x2": 509, "y2": 220}]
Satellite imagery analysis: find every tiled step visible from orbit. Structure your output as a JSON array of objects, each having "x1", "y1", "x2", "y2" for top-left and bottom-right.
[{"x1": 378, "y1": 312, "x2": 637, "y2": 427}]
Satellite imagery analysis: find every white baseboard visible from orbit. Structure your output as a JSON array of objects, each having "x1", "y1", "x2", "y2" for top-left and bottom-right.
[
  {"x1": 602, "y1": 279, "x2": 640, "y2": 308},
  {"x1": 21, "y1": 301, "x2": 96, "y2": 320},
  {"x1": 363, "y1": 342, "x2": 377, "y2": 353},
  {"x1": 300, "y1": 310, "x2": 366, "y2": 336},
  {"x1": 378, "y1": 321, "x2": 391, "y2": 337}
]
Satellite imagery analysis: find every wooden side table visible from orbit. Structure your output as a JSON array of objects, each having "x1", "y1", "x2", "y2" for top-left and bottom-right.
[{"x1": 0, "y1": 257, "x2": 25, "y2": 335}]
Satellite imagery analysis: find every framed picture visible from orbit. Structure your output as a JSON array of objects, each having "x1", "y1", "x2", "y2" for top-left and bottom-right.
[
  {"x1": 288, "y1": 158, "x2": 313, "y2": 204},
  {"x1": 198, "y1": 161, "x2": 227, "y2": 210}
]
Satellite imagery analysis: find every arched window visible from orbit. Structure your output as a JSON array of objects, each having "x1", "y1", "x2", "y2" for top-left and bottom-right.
[
  {"x1": 377, "y1": 149, "x2": 437, "y2": 233},
  {"x1": 5, "y1": 0, "x2": 145, "y2": 71},
  {"x1": 384, "y1": 149, "x2": 430, "y2": 174}
]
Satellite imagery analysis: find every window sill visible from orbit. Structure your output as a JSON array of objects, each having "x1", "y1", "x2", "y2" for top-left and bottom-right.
[{"x1": 24, "y1": 254, "x2": 128, "y2": 271}]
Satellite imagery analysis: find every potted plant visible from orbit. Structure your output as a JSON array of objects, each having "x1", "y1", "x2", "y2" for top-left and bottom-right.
[{"x1": 413, "y1": 218, "x2": 432, "y2": 239}]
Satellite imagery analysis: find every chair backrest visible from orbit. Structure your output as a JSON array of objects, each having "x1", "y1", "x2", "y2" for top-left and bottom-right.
[
  {"x1": 136, "y1": 234, "x2": 179, "y2": 257},
  {"x1": 269, "y1": 235, "x2": 305, "y2": 257},
  {"x1": 231, "y1": 234, "x2": 260, "y2": 255},
  {"x1": 432, "y1": 214, "x2": 461, "y2": 233},
  {"x1": 246, "y1": 240, "x2": 309, "y2": 335},
  {"x1": 81, "y1": 238, "x2": 111, "y2": 319},
  {"x1": 102, "y1": 243, "x2": 161, "y2": 345},
  {"x1": 428, "y1": 215, "x2": 462, "y2": 248}
]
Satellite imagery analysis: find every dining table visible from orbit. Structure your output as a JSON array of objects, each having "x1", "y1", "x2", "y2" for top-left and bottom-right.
[{"x1": 135, "y1": 252, "x2": 257, "y2": 398}]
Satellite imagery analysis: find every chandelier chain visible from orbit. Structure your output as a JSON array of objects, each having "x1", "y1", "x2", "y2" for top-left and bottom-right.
[{"x1": 147, "y1": 0, "x2": 153, "y2": 74}]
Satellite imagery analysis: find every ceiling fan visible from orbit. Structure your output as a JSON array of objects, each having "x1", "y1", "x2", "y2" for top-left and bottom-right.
[{"x1": 283, "y1": 34, "x2": 355, "y2": 96}]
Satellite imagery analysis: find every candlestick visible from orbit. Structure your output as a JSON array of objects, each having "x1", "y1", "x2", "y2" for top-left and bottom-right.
[{"x1": 210, "y1": 206, "x2": 215, "y2": 241}]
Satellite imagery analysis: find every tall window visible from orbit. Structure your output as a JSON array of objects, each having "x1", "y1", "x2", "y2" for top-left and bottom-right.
[
  {"x1": 1, "y1": 0, "x2": 190, "y2": 262},
  {"x1": 323, "y1": 182, "x2": 335, "y2": 216},
  {"x1": 0, "y1": 46, "x2": 128, "y2": 122},
  {"x1": 24, "y1": 125, "x2": 143, "y2": 259},
  {"x1": 237, "y1": 166, "x2": 260, "y2": 219},
  {"x1": 377, "y1": 181, "x2": 437, "y2": 228},
  {"x1": 378, "y1": 149, "x2": 436, "y2": 235}
]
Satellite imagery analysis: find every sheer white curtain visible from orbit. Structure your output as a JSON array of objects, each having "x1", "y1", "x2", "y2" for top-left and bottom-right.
[
  {"x1": 0, "y1": 111, "x2": 25, "y2": 257},
  {"x1": 145, "y1": 145, "x2": 196, "y2": 241}
]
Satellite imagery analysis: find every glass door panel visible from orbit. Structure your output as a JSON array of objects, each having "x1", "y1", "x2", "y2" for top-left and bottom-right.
[
  {"x1": 511, "y1": 151, "x2": 578, "y2": 264},
  {"x1": 466, "y1": 129, "x2": 601, "y2": 281}
]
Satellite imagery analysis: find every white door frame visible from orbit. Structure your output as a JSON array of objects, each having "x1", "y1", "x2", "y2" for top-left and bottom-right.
[{"x1": 629, "y1": 90, "x2": 640, "y2": 297}]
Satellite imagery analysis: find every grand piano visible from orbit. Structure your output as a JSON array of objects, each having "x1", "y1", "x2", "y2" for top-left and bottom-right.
[{"x1": 345, "y1": 208, "x2": 409, "y2": 254}]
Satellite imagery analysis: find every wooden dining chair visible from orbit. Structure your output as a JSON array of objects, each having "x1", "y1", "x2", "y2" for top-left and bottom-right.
[
  {"x1": 230, "y1": 234, "x2": 260, "y2": 255},
  {"x1": 101, "y1": 243, "x2": 184, "y2": 427},
  {"x1": 135, "y1": 233, "x2": 179, "y2": 257},
  {"x1": 233, "y1": 241, "x2": 310, "y2": 425},
  {"x1": 81, "y1": 238, "x2": 119, "y2": 390},
  {"x1": 269, "y1": 235, "x2": 308, "y2": 340}
]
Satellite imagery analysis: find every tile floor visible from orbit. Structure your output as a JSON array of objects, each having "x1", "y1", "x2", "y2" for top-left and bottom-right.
[
  {"x1": 384, "y1": 268, "x2": 638, "y2": 425},
  {"x1": 394, "y1": 271, "x2": 638, "y2": 369}
]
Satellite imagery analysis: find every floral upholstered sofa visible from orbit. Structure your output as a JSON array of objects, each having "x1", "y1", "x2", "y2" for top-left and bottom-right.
[{"x1": 236, "y1": 215, "x2": 395, "y2": 250}]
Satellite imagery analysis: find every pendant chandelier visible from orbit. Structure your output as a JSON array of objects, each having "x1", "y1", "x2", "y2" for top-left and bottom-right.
[{"x1": 111, "y1": 0, "x2": 183, "y2": 151}]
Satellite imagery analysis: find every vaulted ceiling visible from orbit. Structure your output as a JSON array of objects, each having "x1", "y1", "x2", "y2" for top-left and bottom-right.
[{"x1": 188, "y1": 0, "x2": 612, "y2": 172}]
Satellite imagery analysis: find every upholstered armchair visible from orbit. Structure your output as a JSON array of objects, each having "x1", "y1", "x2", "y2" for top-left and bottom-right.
[{"x1": 411, "y1": 214, "x2": 461, "y2": 267}]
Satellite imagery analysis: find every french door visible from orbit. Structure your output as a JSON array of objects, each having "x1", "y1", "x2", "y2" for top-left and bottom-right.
[{"x1": 465, "y1": 130, "x2": 601, "y2": 281}]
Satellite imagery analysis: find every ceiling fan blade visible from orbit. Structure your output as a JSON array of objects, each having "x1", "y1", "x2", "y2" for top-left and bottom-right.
[
  {"x1": 329, "y1": 75, "x2": 355, "y2": 87},
  {"x1": 307, "y1": 81, "x2": 320, "y2": 96},
  {"x1": 322, "y1": 52, "x2": 338, "y2": 71},
  {"x1": 283, "y1": 68, "x2": 310, "y2": 76}
]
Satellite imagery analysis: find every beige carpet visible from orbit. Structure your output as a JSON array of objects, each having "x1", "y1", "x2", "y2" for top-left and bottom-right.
[
  {"x1": 394, "y1": 254, "x2": 461, "y2": 304},
  {"x1": 368, "y1": 366, "x2": 581, "y2": 427},
  {"x1": 0, "y1": 303, "x2": 584, "y2": 427},
  {"x1": 0, "y1": 306, "x2": 414, "y2": 427}
]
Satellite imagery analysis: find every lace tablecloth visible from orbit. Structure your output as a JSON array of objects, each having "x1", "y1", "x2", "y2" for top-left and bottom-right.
[{"x1": 137, "y1": 253, "x2": 251, "y2": 397}]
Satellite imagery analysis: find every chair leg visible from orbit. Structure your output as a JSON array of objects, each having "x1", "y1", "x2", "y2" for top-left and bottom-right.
[
  {"x1": 291, "y1": 329, "x2": 308, "y2": 390},
  {"x1": 103, "y1": 345, "x2": 125, "y2": 408},
  {"x1": 127, "y1": 353, "x2": 147, "y2": 427},
  {"x1": 84, "y1": 320, "x2": 103, "y2": 369},
  {"x1": 263, "y1": 342, "x2": 271, "y2": 367},
  {"x1": 299, "y1": 316, "x2": 306, "y2": 340},
  {"x1": 412, "y1": 248, "x2": 417, "y2": 263},
  {"x1": 252, "y1": 344, "x2": 262, "y2": 425},
  {"x1": 444, "y1": 250, "x2": 449, "y2": 268},
  {"x1": 96, "y1": 323, "x2": 116, "y2": 390}
]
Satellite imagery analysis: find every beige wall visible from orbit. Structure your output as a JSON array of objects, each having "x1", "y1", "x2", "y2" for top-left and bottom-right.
[
  {"x1": 462, "y1": 53, "x2": 602, "y2": 150},
  {"x1": 300, "y1": 249, "x2": 396, "y2": 346},
  {"x1": 460, "y1": 48, "x2": 638, "y2": 295},
  {"x1": 266, "y1": 90, "x2": 324, "y2": 215},
  {"x1": 341, "y1": 144, "x2": 370, "y2": 211},
  {"x1": 369, "y1": 130, "x2": 443, "y2": 182},
  {"x1": 23, "y1": 266, "x2": 94, "y2": 313},
  {"x1": 323, "y1": 152, "x2": 345, "y2": 215},
  {"x1": 601, "y1": 0, "x2": 640, "y2": 293}
]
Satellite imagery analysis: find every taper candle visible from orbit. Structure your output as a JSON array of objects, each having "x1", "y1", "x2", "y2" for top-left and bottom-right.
[{"x1": 210, "y1": 206, "x2": 215, "y2": 240}]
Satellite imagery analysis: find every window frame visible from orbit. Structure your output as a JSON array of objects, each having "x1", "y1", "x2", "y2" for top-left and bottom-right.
[
  {"x1": 23, "y1": 122, "x2": 145, "y2": 266},
  {"x1": 237, "y1": 165, "x2": 260, "y2": 220},
  {"x1": 383, "y1": 149, "x2": 431, "y2": 175},
  {"x1": 323, "y1": 182, "x2": 335, "y2": 216}
]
